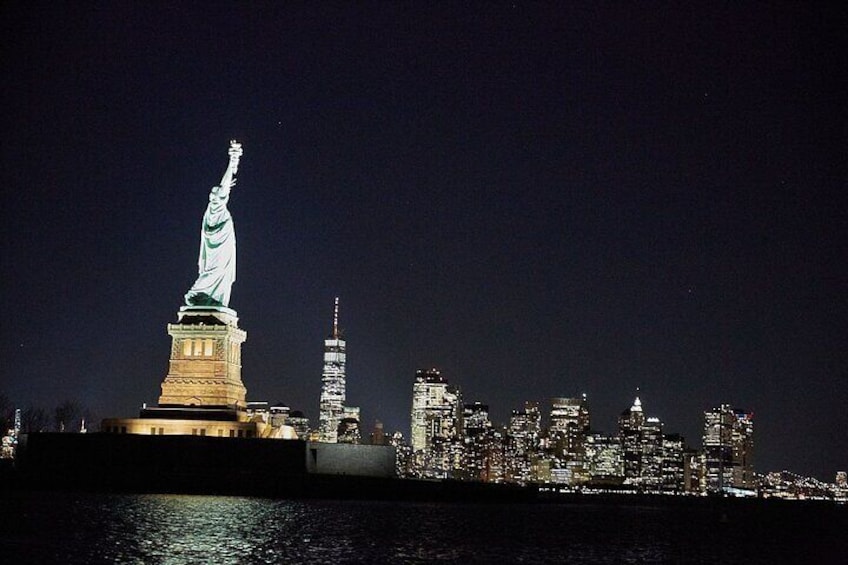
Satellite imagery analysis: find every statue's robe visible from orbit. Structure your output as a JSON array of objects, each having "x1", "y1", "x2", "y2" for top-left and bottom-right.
[{"x1": 185, "y1": 184, "x2": 236, "y2": 307}]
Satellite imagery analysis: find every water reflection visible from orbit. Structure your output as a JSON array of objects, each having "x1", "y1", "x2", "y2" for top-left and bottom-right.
[
  {"x1": 100, "y1": 495, "x2": 305, "y2": 564},
  {"x1": 1, "y1": 492, "x2": 845, "y2": 564}
]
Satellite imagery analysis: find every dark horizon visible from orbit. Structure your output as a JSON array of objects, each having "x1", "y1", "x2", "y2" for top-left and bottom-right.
[{"x1": 1, "y1": 3, "x2": 845, "y2": 482}]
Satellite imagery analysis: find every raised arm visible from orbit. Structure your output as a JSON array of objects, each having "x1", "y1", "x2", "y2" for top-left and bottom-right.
[{"x1": 216, "y1": 140, "x2": 243, "y2": 198}]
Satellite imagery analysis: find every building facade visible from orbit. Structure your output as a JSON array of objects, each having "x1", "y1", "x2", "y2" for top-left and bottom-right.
[
  {"x1": 702, "y1": 404, "x2": 755, "y2": 493},
  {"x1": 640, "y1": 416, "x2": 664, "y2": 490},
  {"x1": 337, "y1": 406, "x2": 362, "y2": 444},
  {"x1": 661, "y1": 433, "x2": 687, "y2": 492},
  {"x1": 409, "y1": 368, "x2": 462, "y2": 478},
  {"x1": 586, "y1": 432, "x2": 624, "y2": 483},
  {"x1": 505, "y1": 401, "x2": 542, "y2": 483},
  {"x1": 318, "y1": 298, "x2": 346, "y2": 443},
  {"x1": 549, "y1": 395, "x2": 591, "y2": 485},
  {"x1": 618, "y1": 396, "x2": 645, "y2": 483}
]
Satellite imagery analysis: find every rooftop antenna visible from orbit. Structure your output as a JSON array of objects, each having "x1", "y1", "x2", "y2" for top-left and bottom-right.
[{"x1": 332, "y1": 296, "x2": 339, "y2": 339}]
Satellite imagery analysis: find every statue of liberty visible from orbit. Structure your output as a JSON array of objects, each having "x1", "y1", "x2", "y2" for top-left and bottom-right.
[{"x1": 185, "y1": 140, "x2": 243, "y2": 308}]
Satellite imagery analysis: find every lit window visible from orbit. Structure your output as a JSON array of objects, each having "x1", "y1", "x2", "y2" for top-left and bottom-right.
[
  {"x1": 150, "y1": 427, "x2": 156, "y2": 435},
  {"x1": 204, "y1": 339, "x2": 213, "y2": 356},
  {"x1": 183, "y1": 340, "x2": 192, "y2": 356}
]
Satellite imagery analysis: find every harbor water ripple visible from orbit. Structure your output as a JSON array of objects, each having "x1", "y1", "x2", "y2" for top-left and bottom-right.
[{"x1": 0, "y1": 491, "x2": 845, "y2": 563}]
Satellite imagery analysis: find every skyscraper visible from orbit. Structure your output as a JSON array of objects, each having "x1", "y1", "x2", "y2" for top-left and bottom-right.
[
  {"x1": 462, "y1": 402, "x2": 491, "y2": 433},
  {"x1": 586, "y1": 433, "x2": 624, "y2": 482},
  {"x1": 409, "y1": 368, "x2": 462, "y2": 478},
  {"x1": 619, "y1": 396, "x2": 645, "y2": 483},
  {"x1": 639, "y1": 416, "x2": 664, "y2": 490},
  {"x1": 549, "y1": 395, "x2": 590, "y2": 485},
  {"x1": 702, "y1": 404, "x2": 755, "y2": 493},
  {"x1": 731, "y1": 409, "x2": 755, "y2": 489},
  {"x1": 549, "y1": 396, "x2": 590, "y2": 457},
  {"x1": 337, "y1": 406, "x2": 361, "y2": 444},
  {"x1": 461, "y1": 401, "x2": 492, "y2": 481},
  {"x1": 662, "y1": 433, "x2": 687, "y2": 493},
  {"x1": 506, "y1": 401, "x2": 542, "y2": 484},
  {"x1": 318, "y1": 297, "x2": 346, "y2": 443}
]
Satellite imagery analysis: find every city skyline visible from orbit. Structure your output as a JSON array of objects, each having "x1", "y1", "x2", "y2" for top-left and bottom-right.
[{"x1": 1, "y1": 4, "x2": 845, "y2": 482}]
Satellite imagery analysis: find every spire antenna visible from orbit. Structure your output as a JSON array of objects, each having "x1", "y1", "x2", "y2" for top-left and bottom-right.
[{"x1": 333, "y1": 296, "x2": 340, "y2": 338}]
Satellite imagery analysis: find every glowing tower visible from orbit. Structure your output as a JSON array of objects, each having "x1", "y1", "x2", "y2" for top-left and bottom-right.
[
  {"x1": 318, "y1": 297, "x2": 346, "y2": 443},
  {"x1": 619, "y1": 395, "x2": 646, "y2": 481},
  {"x1": 409, "y1": 368, "x2": 462, "y2": 478},
  {"x1": 703, "y1": 404, "x2": 755, "y2": 493}
]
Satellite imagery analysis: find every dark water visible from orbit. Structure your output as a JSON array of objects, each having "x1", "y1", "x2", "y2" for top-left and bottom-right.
[{"x1": 0, "y1": 491, "x2": 845, "y2": 563}]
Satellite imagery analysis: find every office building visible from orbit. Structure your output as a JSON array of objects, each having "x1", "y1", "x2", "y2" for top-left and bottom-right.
[
  {"x1": 702, "y1": 404, "x2": 755, "y2": 493},
  {"x1": 586, "y1": 432, "x2": 624, "y2": 483},
  {"x1": 318, "y1": 298, "x2": 346, "y2": 443},
  {"x1": 619, "y1": 396, "x2": 645, "y2": 482},
  {"x1": 506, "y1": 401, "x2": 542, "y2": 483},
  {"x1": 640, "y1": 416, "x2": 664, "y2": 489},
  {"x1": 409, "y1": 368, "x2": 462, "y2": 478}
]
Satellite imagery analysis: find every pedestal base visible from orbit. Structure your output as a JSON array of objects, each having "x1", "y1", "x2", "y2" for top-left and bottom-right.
[{"x1": 157, "y1": 307, "x2": 248, "y2": 410}]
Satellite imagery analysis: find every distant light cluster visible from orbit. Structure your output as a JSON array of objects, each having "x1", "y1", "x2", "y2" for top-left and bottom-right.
[
  {"x1": 367, "y1": 369, "x2": 843, "y2": 501},
  {"x1": 298, "y1": 305, "x2": 844, "y2": 501}
]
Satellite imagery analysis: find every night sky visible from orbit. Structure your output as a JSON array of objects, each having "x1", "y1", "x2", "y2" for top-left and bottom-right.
[{"x1": 2, "y1": 3, "x2": 845, "y2": 481}]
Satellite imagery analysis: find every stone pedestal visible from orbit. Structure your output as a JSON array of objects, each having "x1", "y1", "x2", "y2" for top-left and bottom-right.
[{"x1": 157, "y1": 306, "x2": 248, "y2": 410}]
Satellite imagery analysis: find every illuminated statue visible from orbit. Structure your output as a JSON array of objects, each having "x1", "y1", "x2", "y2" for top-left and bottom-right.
[{"x1": 185, "y1": 140, "x2": 243, "y2": 308}]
